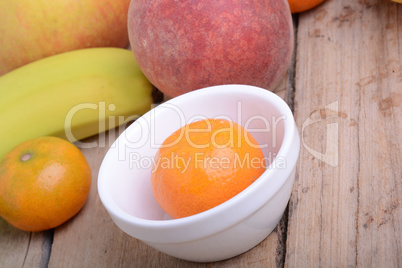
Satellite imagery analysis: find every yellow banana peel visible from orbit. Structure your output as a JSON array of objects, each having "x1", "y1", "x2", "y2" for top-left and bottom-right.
[{"x1": 0, "y1": 47, "x2": 153, "y2": 160}]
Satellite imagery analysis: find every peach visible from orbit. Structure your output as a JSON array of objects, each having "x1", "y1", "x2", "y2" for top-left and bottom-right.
[{"x1": 128, "y1": 0, "x2": 294, "y2": 97}]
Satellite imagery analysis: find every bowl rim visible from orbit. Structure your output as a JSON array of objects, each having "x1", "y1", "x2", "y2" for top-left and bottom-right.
[{"x1": 98, "y1": 84, "x2": 300, "y2": 243}]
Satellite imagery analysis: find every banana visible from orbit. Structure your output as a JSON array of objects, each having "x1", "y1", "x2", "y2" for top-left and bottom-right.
[{"x1": 0, "y1": 47, "x2": 154, "y2": 160}]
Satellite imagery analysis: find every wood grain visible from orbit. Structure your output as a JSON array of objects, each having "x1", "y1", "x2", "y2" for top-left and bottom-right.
[
  {"x1": 286, "y1": 0, "x2": 401, "y2": 267},
  {"x1": 0, "y1": 218, "x2": 51, "y2": 267}
]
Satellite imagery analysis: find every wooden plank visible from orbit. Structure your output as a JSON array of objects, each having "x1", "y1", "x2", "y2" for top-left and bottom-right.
[
  {"x1": 47, "y1": 76, "x2": 290, "y2": 267},
  {"x1": 47, "y1": 135, "x2": 281, "y2": 267},
  {"x1": 0, "y1": 218, "x2": 51, "y2": 267},
  {"x1": 286, "y1": 0, "x2": 401, "y2": 267}
]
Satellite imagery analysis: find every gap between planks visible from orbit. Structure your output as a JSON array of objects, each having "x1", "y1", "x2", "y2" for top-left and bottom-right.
[
  {"x1": 39, "y1": 230, "x2": 53, "y2": 268},
  {"x1": 275, "y1": 13, "x2": 299, "y2": 268}
]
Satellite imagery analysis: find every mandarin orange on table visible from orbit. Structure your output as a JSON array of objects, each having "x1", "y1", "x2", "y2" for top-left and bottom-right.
[
  {"x1": 0, "y1": 136, "x2": 91, "y2": 232},
  {"x1": 287, "y1": 0, "x2": 324, "y2": 13},
  {"x1": 151, "y1": 118, "x2": 266, "y2": 219}
]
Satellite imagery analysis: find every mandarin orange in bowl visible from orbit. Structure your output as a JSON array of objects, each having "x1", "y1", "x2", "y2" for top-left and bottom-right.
[
  {"x1": 98, "y1": 84, "x2": 300, "y2": 262},
  {"x1": 151, "y1": 118, "x2": 266, "y2": 219}
]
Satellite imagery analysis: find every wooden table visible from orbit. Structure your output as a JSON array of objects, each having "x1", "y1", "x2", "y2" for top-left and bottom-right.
[{"x1": 1, "y1": 0, "x2": 401, "y2": 267}]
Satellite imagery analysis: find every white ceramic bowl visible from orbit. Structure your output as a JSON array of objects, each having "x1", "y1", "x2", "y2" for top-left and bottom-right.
[{"x1": 98, "y1": 84, "x2": 300, "y2": 262}]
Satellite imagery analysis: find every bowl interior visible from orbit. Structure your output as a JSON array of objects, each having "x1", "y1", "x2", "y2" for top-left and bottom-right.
[{"x1": 102, "y1": 85, "x2": 287, "y2": 221}]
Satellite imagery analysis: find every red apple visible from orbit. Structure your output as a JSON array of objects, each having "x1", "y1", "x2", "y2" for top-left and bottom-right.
[
  {"x1": 0, "y1": 0, "x2": 131, "y2": 75},
  {"x1": 128, "y1": 0, "x2": 294, "y2": 97}
]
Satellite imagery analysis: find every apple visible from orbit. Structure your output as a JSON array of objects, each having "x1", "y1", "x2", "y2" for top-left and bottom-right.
[
  {"x1": 0, "y1": 0, "x2": 131, "y2": 75},
  {"x1": 128, "y1": 0, "x2": 294, "y2": 97}
]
